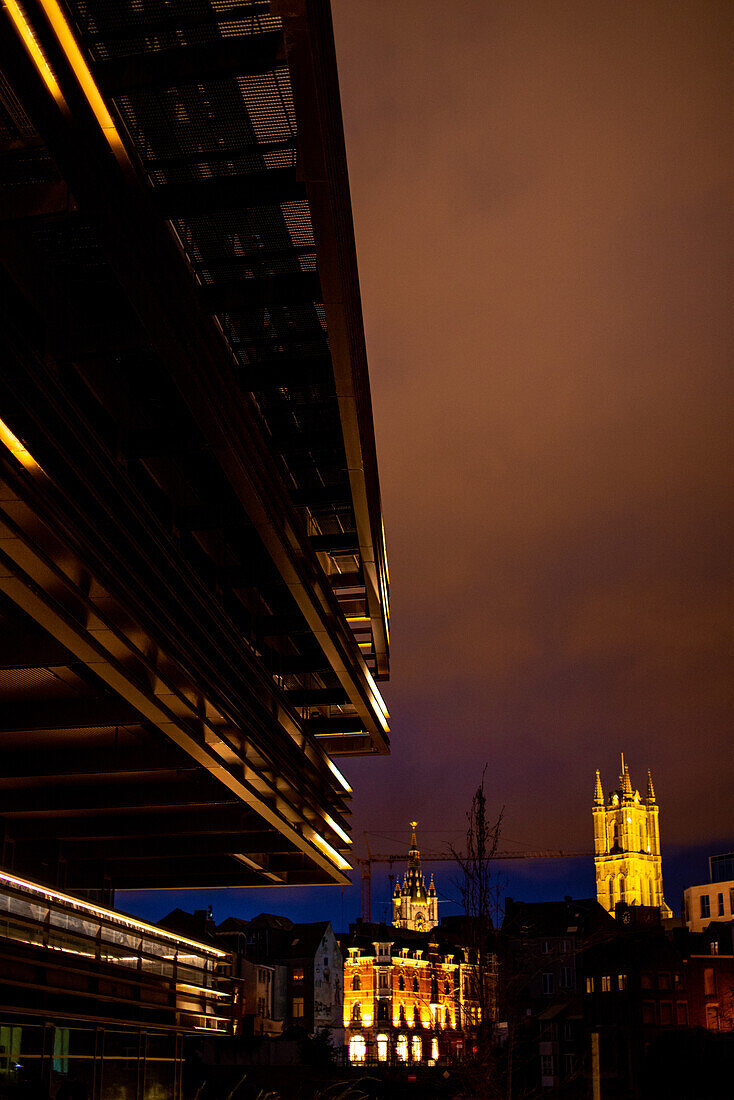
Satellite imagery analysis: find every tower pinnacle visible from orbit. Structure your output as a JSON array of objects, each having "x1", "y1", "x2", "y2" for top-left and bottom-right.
[
  {"x1": 646, "y1": 769, "x2": 656, "y2": 803},
  {"x1": 594, "y1": 769, "x2": 604, "y2": 805}
]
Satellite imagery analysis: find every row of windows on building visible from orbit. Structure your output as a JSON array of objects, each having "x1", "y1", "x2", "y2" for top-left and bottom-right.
[
  {"x1": 698, "y1": 888, "x2": 734, "y2": 919},
  {"x1": 540, "y1": 967, "x2": 575, "y2": 994},
  {"x1": 349, "y1": 1033, "x2": 440, "y2": 1063},
  {"x1": 540, "y1": 1052, "x2": 579, "y2": 1080},
  {"x1": 350, "y1": 973, "x2": 452, "y2": 995},
  {"x1": 349, "y1": 1003, "x2": 451, "y2": 1027},
  {"x1": 585, "y1": 973, "x2": 628, "y2": 993}
]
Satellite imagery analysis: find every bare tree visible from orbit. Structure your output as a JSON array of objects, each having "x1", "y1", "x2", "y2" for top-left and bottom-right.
[{"x1": 451, "y1": 767, "x2": 504, "y2": 1055}]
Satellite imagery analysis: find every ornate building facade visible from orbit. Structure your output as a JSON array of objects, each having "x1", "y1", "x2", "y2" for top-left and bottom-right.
[
  {"x1": 343, "y1": 932, "x2": 461, "y2": 1064},
  {"x1": 593, "y1": 760, "x2": 672, "y2": 918},
  {"x1": 392, "y1": 824, "x2": 438, "y2": 932}
]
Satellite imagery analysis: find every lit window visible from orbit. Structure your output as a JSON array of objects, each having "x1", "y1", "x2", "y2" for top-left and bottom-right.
[
  {"x1": 376, "y1": 1034, "x2": 389, "y2": 1062},
  {"x1": 292, "y1": 997, "x2": 304, "y2": 1019},
  {"x1": 349, "y1": 1035, "x2": 366, "y2": 1062},
  {"x1": 397, "y1": 1035, "x2": 408, "y2": 1061},
  {"x1": 431, "y1": 1037, "x2": 439, "y2": 1061},
  {"x1": 585, "y1": 976, "x2": 594, "y2": 994},
  {"x1": 601, "y1": 976, "x2": 611, "y2": 993},
  {"x1": 292, "y1": 966, "x2": 304, "y2": 982},
  {"x1": 411, "y1": 1035, "x2": 422, "y2": 1062},
  {"x1": 618, "y1": 973, "x2": 627, "y2": 991}
]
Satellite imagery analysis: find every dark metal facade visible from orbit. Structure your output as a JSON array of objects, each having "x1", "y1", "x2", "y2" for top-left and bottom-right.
[{"x1": 0, "y1": 0, "x2": 389, "y2": 890}]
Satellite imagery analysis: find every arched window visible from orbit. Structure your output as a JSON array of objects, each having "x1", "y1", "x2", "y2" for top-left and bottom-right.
[
  {"x1": 376, "y1": 1034, "x2": 389, "y2": 1063},
  {"x1": 349, "y1": 1035, "x2": 366, "y2": 1063},
  {"x1": 411, "y1": 1035, "x2": 422, "y2": 1062},
  {"x1": 351, "y1": 1002, "x2": 361, "y2": 1023},
  {"x1": 431, "y1": 1037, "x2": 439, "y2": 1062},
  {"x1": 377, "y1": 1000, "x2": 389, "y2": 1022},
  {"x1": 444, "y1": 980, "x2": 450, "y2": 995},
  {"x1": 399, "y1": 1004, "x2": 407, "y2": 1026},
  {"x1": 413, "y1": 1005, "x2": 420, "y2": 1026},
  {"x1": 398, "y1": 974, "x2": 405, "y2": 991},
  {"x1": 396, "y1": 1035, "x2": 408, "y2": 1062},
  {"x1": 609, "y1": 879, "x2": 615, "y2": 906},
  {"x1": 412, "y1": 975, "x2": 419, "y2": 993},
  {"x1": 352, "y1": 974, "x2": 361, "y2": 991}
]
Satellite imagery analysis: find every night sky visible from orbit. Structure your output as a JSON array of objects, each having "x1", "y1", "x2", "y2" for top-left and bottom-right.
[{"x1": 119, "y1": 0, "x2": 734, "y2": 930}]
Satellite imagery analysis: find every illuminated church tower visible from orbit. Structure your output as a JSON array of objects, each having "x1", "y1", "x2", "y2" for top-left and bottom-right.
[
  {"x1": 593, "y1": 758, "x2": 672, "y2": 919},
  {"x1": 393, "y1": 823, "x2": 438, "y2": 932}
]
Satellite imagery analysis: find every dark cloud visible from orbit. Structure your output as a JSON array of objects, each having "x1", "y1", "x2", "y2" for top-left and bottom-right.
[{"x1": 331, "y1": 0, "x2": 734, "y2": 856}]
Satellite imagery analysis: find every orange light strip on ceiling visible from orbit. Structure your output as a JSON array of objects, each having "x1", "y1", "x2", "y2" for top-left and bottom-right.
[
  {"x1": 4, "y1": 0, "x2": 125, "y2": 156},
  {"x1": 36, "y1": 0, "x2": 124, "y2": 154},
  {"x1": 0, "y1": 417, "x2": 42, "y2": 473},
  {"x1": 3, "y1": 0, "x2": 64, "y2": 106}
]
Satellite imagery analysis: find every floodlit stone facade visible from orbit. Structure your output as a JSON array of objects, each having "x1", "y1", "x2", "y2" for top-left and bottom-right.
[{"x1": 593, "y1": 760, "x2": 672, "y2": 919}]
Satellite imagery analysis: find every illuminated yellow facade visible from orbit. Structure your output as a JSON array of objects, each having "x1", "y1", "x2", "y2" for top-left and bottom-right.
[
  {"x1": 343, "y1": 938, "x2": 459, "y2": 1064},
  {"x1": 593, "y1": 761, "x2": 672, "y2": 919}
]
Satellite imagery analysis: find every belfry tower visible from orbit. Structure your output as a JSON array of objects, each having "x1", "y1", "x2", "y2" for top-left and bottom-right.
[
  {"x1": 393, "y1": 822, "x2": 438, "y2": 932},
  {"x1": 593, "y1": 758, "x2": 672, "y2": 919}
]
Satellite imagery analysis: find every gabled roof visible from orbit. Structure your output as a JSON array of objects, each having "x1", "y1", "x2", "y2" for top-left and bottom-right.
[{"x1": 278, "y1": 921, "x2": 332, "y2": 960}]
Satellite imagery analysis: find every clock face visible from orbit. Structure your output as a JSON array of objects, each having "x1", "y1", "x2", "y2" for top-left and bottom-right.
[
  {"x1": 621, "y1": 910, "x2": 632, "y2": 925},
  {"x1": 415, "y1": 912, "x2": 425, "y2": 930}
]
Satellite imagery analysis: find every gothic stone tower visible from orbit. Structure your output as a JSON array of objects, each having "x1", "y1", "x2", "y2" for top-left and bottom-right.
[
  {"x1": 393, "y1": 823, "x2": 438, "y2": 932},
  {"x1": 593, "y1": 760, "x2": 672, "y2": 919}
]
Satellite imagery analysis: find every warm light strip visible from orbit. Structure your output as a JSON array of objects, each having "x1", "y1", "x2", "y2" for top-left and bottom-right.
[
  {"x1": 324, "y1": 813, "x2": 351, "y2": 846},
  {"x1": 308, "y1": 829, "x2": 351, "y2": 872},
  {"x1": 0, "y1": 416, "x2": 42, "y2": 473},
  {"x1": 327, "y1": 758, "x2": 352, "y2": 793},
  {"x1": 177, "y1": 982, "x2": 230, "y2": 999},
  {"x1": 0, "y1": 868, "x2": 227, "y2": 956},
  {"x1": 346, "y1": 616, "x2": 371, "y2": 624},
  {"x1": 36, "y1": 0, "x2": 124, "y2": 151},
  {"x1": 3, "y1": 0, "x2": 64, "y2": 105}
]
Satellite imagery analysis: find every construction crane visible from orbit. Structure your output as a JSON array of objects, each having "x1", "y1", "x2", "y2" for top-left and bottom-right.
[{"x1": 355, "y1": 847, "x2": 593, "y2": 923}]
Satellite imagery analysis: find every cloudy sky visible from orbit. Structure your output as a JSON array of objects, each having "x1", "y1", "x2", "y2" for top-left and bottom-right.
[
  {"x1": 121, "y1": 0, "x2": 732, "y2": 927},
  {"x1": 329, "y1": 0, "x2": 734, "y2": 862}
]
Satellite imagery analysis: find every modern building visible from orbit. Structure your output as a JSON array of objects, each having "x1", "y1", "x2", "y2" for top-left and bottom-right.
[
  {"x1": 683, "y1": 854, "x2": 734, "y2": 934},
  {"x1": 593, "y1": 761, "x2": 672, "y2": 918},
  {"x1": 0, "y1": 0, "x2": 389, "y2": 896},
  {"x1": 0, "y1": 869, "x2": 230, "y2": 1098},
  {"x1": 392, "y1": 824, "x2": 439, "y2": 933}
]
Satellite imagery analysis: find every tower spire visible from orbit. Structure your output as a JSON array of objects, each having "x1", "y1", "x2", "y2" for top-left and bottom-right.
[
  {"x1": 646, "y1": 769, "x2": 656, "y2": 803},
  {"x1": 594, "y1": 769, "x2": 604, "y2": 805},
  {"x1": 622, "y1": 764, "x2": 633, "y2": 798}
]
